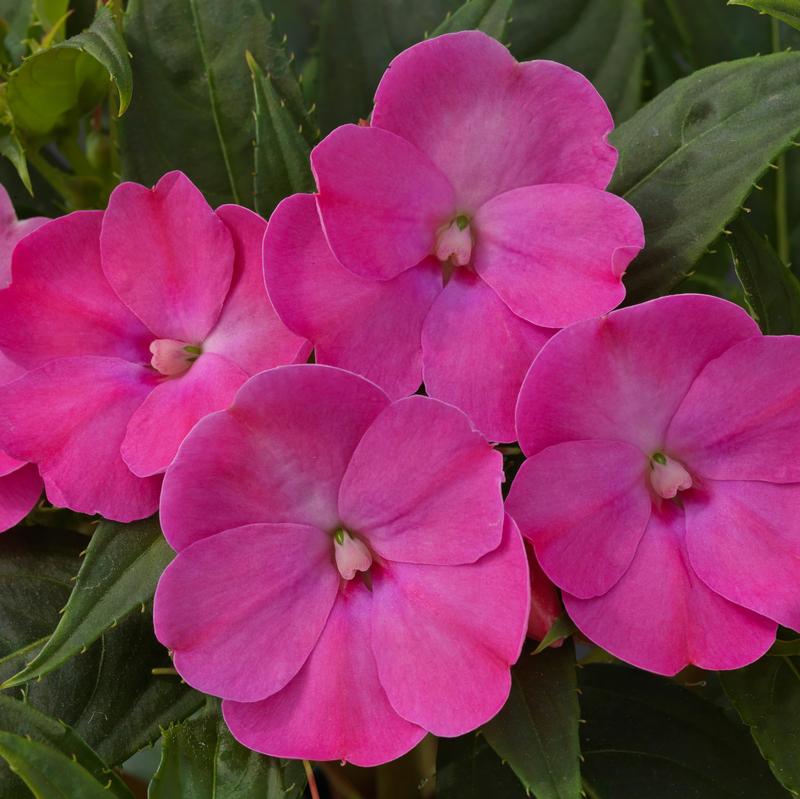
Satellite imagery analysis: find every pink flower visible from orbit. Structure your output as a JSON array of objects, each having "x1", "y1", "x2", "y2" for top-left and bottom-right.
[
  {"x1": 505, "y1": 294, "x2": 800, "y2": 675},
  {"x1": 0, "y1": 184, "x2": 48, "y2": 288},
  {"x1": 0, "y1": 172, "x2": 309, "y2": 522},
  {"x1": 525, "y1": 542, "x2": 563, "y2": 643},
  {"x1": 154, "y1": 364, "x2": 529, "y2": 766},
  {"x1": 264, "y1": 31, "x2": 644, "y2": 441}
]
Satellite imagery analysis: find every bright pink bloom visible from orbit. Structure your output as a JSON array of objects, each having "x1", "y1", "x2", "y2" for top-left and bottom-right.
[
  {"x1": 265, "y1": 31, "x2": 644, "y2": 441},
  {"x1": 0, "y1": 172, "x2": 309, "y2": 522},
  {"x1": 0, "y1": 184, "x2": 48, "y2": 288},
  {"x1": 506, "y1": 294, "x2": 800, "y2": 676},
  {"x1": 525, "y1": 542, "x2": 562, "y2": 643},
  {"x1": 154, "y1": 365, "x2": 529, "y2": 766}
]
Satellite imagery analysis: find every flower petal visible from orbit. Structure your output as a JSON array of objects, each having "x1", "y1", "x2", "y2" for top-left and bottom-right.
[
  {"x1": 0, "y1": 357, "x2": 161, "y2": 521},
  {"x1": 223, "y1": 585, "x2": 426, "y2": 767},
  {"x1": 160, "y1": 365, "x2": 390, "y2": 551},
  {"x1": 122, "y1": 352, "x2": 249, "y2": 477},
  {"x1": 685, "y1": 479, "x2": 800, "y2": 630},
  {"x1": 525, "y1": 541, "x2": 563, "y2": 642},
  {"x1": 472, "y1": 184, "x2": 643, "y2": 328},
  {"x1": 516, "y1": 295, "x2": 761, "y2": 456},
  {"x1": 506, "y1": 439, "x2": 652, "y2": 599},
  {"x1": 0, "y1": 464, "x2": 41, "y2": 532},
  {"x1": 264, "y1": 193, "x2": 440, "y2": 398},
  {"x1": 204, "y1": 204, "x2": 310, "y2": 374},
  {"x1": 155, "y1": 523, "x2": 338, "y2": 702},
  {"x1": 101, "y1": 171, "x2": 233, "y2": 342},
  {"x1": 0, "y1": 184, "x2": 48, "y2": 287},
  {"x1": 0, "y1": 212, "x2": 151, "y2": 368},
  {"x1": 370, "y1": 515, "x2": 528, "y2": 736},
  {"x1": 372, "y1": 31, "x2": 617, "y2": 210},
  {"x1": 564, "y1": 505, "x2": 776, "y2": 676},
  {"x1": 667, "y1": 336, "x2": 800, "y2": 483},
  {"x1": 338, "y1": 394, "x2": 504, "y2": 565},
  {"x1": 421, "y1": 270, "x2": 551, "y2": 442},
  {"x1": 312, "y1": 124, "x2": 455, "y2": 280}
]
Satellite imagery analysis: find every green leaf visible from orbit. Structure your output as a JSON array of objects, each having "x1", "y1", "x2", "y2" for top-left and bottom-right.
[
  {"x1": 0, "y1": 697, "x2": 131, "y2": 798},
  {"x1": 0, "y1": 0, "x2": 34, "y2": 62},
  {"x1": 3, "y1": 516, "x2": 173, "y2": 688},
  {"x1": 508, "y1": 0, "x2": 645, "y2": 122},
  {"x1": 721, "y1": 655, "x2": 800, "y2": 796},
  {"x1": 609, "y1": 52, "x2": 800, "y2": 302},
  {"x1": 33, "y1": 0, "x2": 68, "y2": 34},
  {"x1": 315, "y1": 0, "x2": 460, "y2": 134},
  {"x1": 121, "y1": 0, "x2": 310, "y2": 208},
  {"x1": 431, "y1": 0, "x2": 511, "y2": 39},
  {"x1": 483, "y1": 641, "x2": 581, "y2": 799},
  {"x1": 730, "y1": 218, "x2": 800, "y2": 333},
  {"x1": 580, "y1": 665, "x2": 788, "y2": 798},
  {"x1": 0, "y1": 124, "x2": 32, "y2": 193},
  {"x1": 6, "y1": 4, "x2": 132, "y2": 138},
  {"x1": 437, "y1": 732, "x2": 527, "y2": 799},
  {"x1": 149, "y1": 700, "x2": 307, "y2": 798},
  {"x1": 0, "y1": 732, "x2": 121, "y2": 799},
  {"x1": 247, "y1": 50, "x2": 314, "y2": 216},
  {"x1": 729, "y1": 0, "x2": 800, "y2": 31}
]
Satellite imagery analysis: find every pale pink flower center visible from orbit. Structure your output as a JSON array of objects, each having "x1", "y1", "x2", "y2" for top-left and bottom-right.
[
  {"x1": 435, "y1": 215, "x2": 473, "y2": 268},
  {"x1": 333, "y1": 528, "x2": 373, "y2": 581},
  {"x1": 150, "y1": 339, "x2": 201, "y2": 377},
  {"x1": 649, "y1": 452, "x2": 693, "y2": 499}
]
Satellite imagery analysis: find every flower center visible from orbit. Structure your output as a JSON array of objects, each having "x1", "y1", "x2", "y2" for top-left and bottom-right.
[
  {"x1": 649, "y1": 452, "x2": 693, "y2": 499},
  {"x1": 435, "y1": 215, "x2": 473, "y2": 270},
  {"x1": 333, "y1": 528, "x2": 373, "y2": 581},
  {"x1": 150, "y1": 339, "x2": 202, "y2": 377}
]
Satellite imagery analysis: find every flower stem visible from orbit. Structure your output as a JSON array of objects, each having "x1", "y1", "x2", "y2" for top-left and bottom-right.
[
  {"x1": 303, "y1": 760, "x2": 321, "y2": 799},
  {"x1": 772, "y1": 18, "x2": 790, "y2": 265}
]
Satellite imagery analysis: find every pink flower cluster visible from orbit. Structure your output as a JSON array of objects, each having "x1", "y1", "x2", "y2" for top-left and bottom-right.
[{"x1": 0, "y1": 30, "x2": 797, "y2": 764}]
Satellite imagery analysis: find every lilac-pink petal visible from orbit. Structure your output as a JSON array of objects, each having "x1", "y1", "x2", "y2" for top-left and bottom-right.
[
  {"x1": 338, "y1": 394, "x2": 504, "y2": 565},
  {"x1": 506, "y1": 439, "x2": 652, "y2": 599},
  {"x1": 564, "y1": 505, "x2": 776, "y2": 676},
  {"x1": 685, "y1": 479, "x2": 800, "y2": 631},
  {"x1": 264, "y1": 193, "x2": 441, "y2": 398},
  {"x1": 372, "y1": 31, "x2": 617, "y2": 210},
  {"x1": 516, "y1": 295, "x2": 760, "y2": 456},
  {"x1": 0, "y1": 357, "x2": 161, "y2": 521},
  {"x1": 122, "y1": 352, "x2": 249, "y2": 477},
  {"x1": 101, "y1": 171, "x2": 233, "y2": 343},
  {"x1": 0, "y1": 212, "x2": 152, "y2": 368},
  {"x1": 421, "y1": 270, "x2": 551, "y2": 443},
  {"x1": 370, "y1": 515, "x2": 528, "y2": 736},
  {"x1": 155, "y1": 523, "x2": 338, "y2": 702},
  {"x1": 667, "y1": 335, "x2": 800, "y2": 484},
  {"x1": 223, "y1": 586, "x2": 426, "y2": 767},
  {"x1": 160, "y1": 365, "x2": 390, "y2": 551},
  {"x1": 312, "y1": 124, "x2": 456, "y2": 280},
  {"x1": 472, "y1": 184, "x2": 643, "y2": 328},
  {"x1": 204, "y1": 204, "x2": 310, "y2": 374},
  {"x1": 0, "y1": 184, "x2": 47, "y2": 287},
  {"x1": 0, "y1": 464, "x2": 41, "y2": 532}
]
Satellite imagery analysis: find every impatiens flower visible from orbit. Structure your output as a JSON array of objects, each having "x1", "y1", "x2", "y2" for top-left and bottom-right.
[
  {"x1": 154, "y1": 364, "x2": 529, "y2": 766},
  {"x1": 0, "y1": 172, "x2": 309, "y2": 522},
  {"x1": 265, "y1": 31, "x2": 644, "y2": 441},
  {"x1": 0, "y1": 184, "x2": 48, "y2": 287},
  {"x1": 505, "y1": 294, "x2": 800, "y2": 675}
]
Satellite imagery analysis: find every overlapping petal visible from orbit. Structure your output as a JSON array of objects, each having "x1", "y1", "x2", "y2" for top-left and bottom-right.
[
  {"x1": 372, "y1": 31, "x2": 617, "y2": 209},
  {"x1": 0, "y1": 464, "x2": 41, "y2": 532},
  {"x1": 160, "y1": 365, "x2": 390, "y2": 550},
  {"x1": 154, "y1": 523, "x2": 338, "y2": 702},
  {"x1": 312, "y1": 125, "x2": 455, "y2": 280},
  {"x1": 370, "y1": 516, "x2": 528, "y2": 737},
  {"x1": 472, "y1": 184, "x2": 643, "y2": 328},
  {"x1": 338, "y1": 395, "x2": 504, "y2": 565},
  {"x1": 0, "y1": 184, "x2": 48, "y2": 287},
  {"x1": 421, "y1": 270, "x2": 551, "y2": 442},
  {"x1": 264, "y1": 194, "x2": 440, "y2": 398}
]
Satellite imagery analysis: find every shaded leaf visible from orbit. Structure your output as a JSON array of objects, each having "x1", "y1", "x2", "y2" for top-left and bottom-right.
[
  {"x1": 729, "y1": 0, "x2": 800, "y2": 31},
  {"x1": 149, "y1": 700, "x2": 306, "y2": 799},
  {"x1": 609, "y1": 52, "x2": 800, "y2": 301},
  {"x1": 437, "y1": 732, "x2": 527, "y2": 799},
  {"x1": 0, "y1": 0, "x2": 34, "y2": 62},
  {"x1": 3, "y1": 516, "x2": 173, "y2": 688},
  {"x1": 721, "y1": 655, "x2": 800, "y2": 796},
  {"x1": 508, "y1": 0, "x2": 645, "y2": 122},
  {"x1": 580, "y1": 664, "x2": 787, "y2": 798},
  {"x1": 483, "y1": 641, "x2": 581, "y2": 799},
  {"x1": 431, "y1": 0, "x2": 511, "y2": 39},
  {"x1": 730, "y1": 218, "x2": 800, "y2": 333}
]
